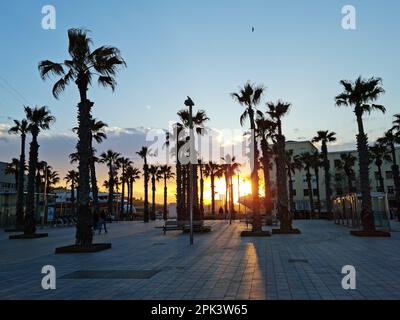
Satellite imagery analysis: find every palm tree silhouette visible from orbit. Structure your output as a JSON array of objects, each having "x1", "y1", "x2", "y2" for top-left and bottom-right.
[
  {"x1": 159, "y1": 165, "x2": 175, "y2": 220},
  {"x1": 137, "y1": 146, "x2": 150, "y2": 222},
  {"x1": 118, "y1": 157, "x2": 132, "y2": 217},
  {"x1": 203, "y1": 162, "x2": 223, "y2": 217},
  {"x1": 149, "y1": 165, "x2": 162, "y2": 221},
  {"x1": 231, "y1": 82, "x2": 264, "y2": 232},
  {"x1": 100, "y1": 150, "x2": 121, "y2": 216},
  {"x1": 337, "y1": 153, "x2": 357, "y2": 194},
  {"x1": 64, "y1": 170, "x2": 79, "y2": 215},
  {"x1": 267, "y1": 101, "x2": 294, "y2": 231},
  {"x1": 369, "y1": 144, "x2": 391, "y2": 193},
  {"x1": 8, "y1": 119, "x2": 30, "y2": 228},
  {"x1": 335, "y1": 76, "x2": 386, "y2": 232},
  {"x1": 377, "y1": 127, "x2": 400, "y2": 217},
  {"x1": 256, "y1": 116, "x2": 276, "y2": 217},
  {"x1": 125, "y1": 166, "x2": 141, "y2": 215},
  {"x1": 285, "y1": 150, "x2": 302, "y2": 214},
  {"x1": 300, "y1": 152, "x2": 315, "y2": 219},
  {"x1": 24, "y1": 106, "x2": 55, "y2": 234},
  {"x1": 312, "y1": 131, "x2": 336, "y2": 216},
  {"x1": 311, "y1": 151, "x2": 323, "y2": 218},
  {"x1": 39, "y1": 28, "x2": 126, "y2": 246},
  {"x1": 5, "y1": 158, "x2": 20, "y2": 191}
]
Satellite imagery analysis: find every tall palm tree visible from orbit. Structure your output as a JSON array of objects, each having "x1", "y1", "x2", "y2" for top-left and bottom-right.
[
  {"x1": 221, "y1": 155, "x2": 240, "y2": 218},
  {"x1": 8, "y1": 119, "x2": 30, "y2": 228},
  {"x1": 335, "y1": 76, "x2": 386, "y2": 232},
  {"x1": 45, "y1": 169, "x2": 60, "y2": 193},
  {"x1": 149, "y1": 165, "x2": 162, "y2": 220},
  {"x1": 137, "y1": 146, "x2": 150, "y2": 222},
  {"x1": 159, "y1": 165, "x2": 175, "y2": 220},
  {"x1": 198, "y1": 159, "x2": 205, "y2": 216},
  {"x1": 267, "y1": 101, "x2": 295, "y2": 231},
  {"x1": 203, "y1": 162, "x2": 223, "y2": 217},
  {"x1": 231, "y1": 82, "x2": 264, "y2": 232},
  {"x1": 117, "y1": 157, "x2": 132, "y2": 217},
  {"x1": 90, "y1": 119, "x2": 108, "y2": 216},
  {"x1": 285, "y1": 150, "x2": 302, "y2": 214},
  {"x1": 377, "y1": 127, "x2": 400, "y2": 217},
  {"x1": 39, "y1": 28, "x2": 126, "y2": 246},
  {"x1": 24, "y1": 106, "x2": 55, "y2": 234},
  {"x1": 338, "y1": 153, "x2": 357, "y2": 194},
  {"x1": 125, "y1": 166, "x2": 141, "y2": 215},
  {"x1": 64, "y1": 170, "x2": 79, "y2": 215},
  {"x1": 256, "y1": 117, "x2": 276, "y2": 217},
  {"x1": 300, "y1": 152, "x2": 315, "y2": 218},
  {"x1": 177, "y1": 109, "x2": 209, "y2": 221},
  {"x1": 311, "y1": 151, "x2": 323, "y2": 218},
  {"x1": 312, "y1": 131, "x2": 337, "y2": 216},
  {"x1": 100, "y1": 150, "x2": 121, "y2": 216},
  {"x1": 369, "y1": 144, "x2": 391, "y2": 193}
]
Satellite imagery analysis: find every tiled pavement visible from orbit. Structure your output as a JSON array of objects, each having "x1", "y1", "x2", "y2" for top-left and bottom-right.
[{"x1": 1, "y1": 219, "x2": 400, "y2": 300}]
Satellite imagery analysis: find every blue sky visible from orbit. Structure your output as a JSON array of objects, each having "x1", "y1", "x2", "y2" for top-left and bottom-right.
[{"x1": 0, "y1": 0, "x2": 399, "y2": 186}]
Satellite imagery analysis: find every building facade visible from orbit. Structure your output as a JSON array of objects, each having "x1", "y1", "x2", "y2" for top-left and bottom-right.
[{"x1": 0, "y1": 161, "x2": 17, "y2": 193}]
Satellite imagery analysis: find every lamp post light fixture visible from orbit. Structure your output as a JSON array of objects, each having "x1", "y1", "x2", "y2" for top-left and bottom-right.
[{"x1": 184, "y1": 96, "x2": 195, "y2": 245}]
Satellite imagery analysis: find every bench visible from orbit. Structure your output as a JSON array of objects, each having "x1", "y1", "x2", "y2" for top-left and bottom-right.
[{"x1": 163, "y1": 220, "x2": 183, "y2": 235}]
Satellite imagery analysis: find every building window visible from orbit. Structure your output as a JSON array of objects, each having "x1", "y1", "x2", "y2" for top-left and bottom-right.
[
  {"x1": 303, "y1": 189, "x2": 309, "y2": 197},
  {"x1": 313, "y1": 189, "x2": 318, "y2": 195},
  {"x1": 292, "y1": 189, "x2": 297, "y2": 196},
  {"x1": 388, "y1": 186, "x2": 394, "y2": 194},
  {"x1": 386, "y1": 171, "x2": 393, "y2": 179}
]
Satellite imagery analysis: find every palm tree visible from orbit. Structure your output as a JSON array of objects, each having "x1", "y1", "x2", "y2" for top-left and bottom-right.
[
  {"x1": 8, "y1": 119, "x2": 30, "y2": 228},
  {"x1": 311, "y1": 151, "x2": 323, "y2": 218},
  {"x1": 100, "y1": 150, "x2": 121, "y2": 216},
  {"x1": 267, "y1": 101, "x2": 295, "y2": 231},
  {"x1": 177, "y1": 109, "x2": 209, "y2": 221},
  {"x1": 24, "y1": 106, "x2": 55, "y2": 234},
  {"x1": 369, "y1": 144, "x2": 391, "y2": 193},
  {"x1": 285, "y1": 150, "x2": 302, "y2": 214},
  {"x1": 5, "y1": 159, "x2": 20, "y2": 191},
  {"x1": 198, "y1": 159, "x2": 205, "y2": 215},
  {"x1": 221, "y1": 155, "x2": 240, "y2": 219},
  {"x1": 312, "y1": 131, "x2": 337, "y2": 216},
  {"x1": 39, "y1": 28, "x2": 126, "y2": 246},
  {"x1": 159, "y1": 165, "x2": 175, "y2": 220},
  {"x1": 256, "y1": 117, "x2": 276, "y2": 217},
  {"x1": 335, "y1": 76, "x2": 386, "y2": 232},
  {"x1": 231, "y1": 82, "x2": 264, "y2": 233},
  {"x1": 338, "y1": 153, "x2": 357, "y2": 194},
  {"x1": 300, "y1": 152, "x2": 315, "y2": 218},
  {"x1": 117, "y1": 157, "x2": 132, "y2": 217},
  {"x1": 149, "y1": 165, "x2": 162, "y2": 220},
  {"x1": 64, "y1": 170, "x2": 79, "y2": 215},
  {"x1": 377, "y1": 127, "x2": 400, "y2": 217},
  {"x1": 125, "y1": 166, "x2": 141, "y2": 215},
  {"x1": 137, "y1": 146, "x2": 150, "y2": 222},
  {"x1": 45, "y1": 169, "x2": 60, "y2": 193},
  {"x1": 203, "y1": 162, "x2": 223, "y2": 217}
]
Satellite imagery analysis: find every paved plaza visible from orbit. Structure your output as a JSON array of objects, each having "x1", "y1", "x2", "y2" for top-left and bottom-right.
[{"x1": 1, "y1": 219, "x2": 400, "y2": 300}]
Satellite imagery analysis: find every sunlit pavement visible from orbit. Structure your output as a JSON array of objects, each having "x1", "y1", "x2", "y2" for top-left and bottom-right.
[{"x1": 1, "y1": 219, "x2": 400, "y2": 300}]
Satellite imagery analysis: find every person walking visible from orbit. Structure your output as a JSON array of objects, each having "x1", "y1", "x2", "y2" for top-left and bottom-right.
[{"x1": 98, "y1": 210, "x2": 108, "y2": 234}]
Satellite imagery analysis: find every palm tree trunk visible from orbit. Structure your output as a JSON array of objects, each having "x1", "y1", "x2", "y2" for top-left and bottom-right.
[
  {"x1": 129, "y1": 180, "x2": 133, "y2": 215},
  {"x1": 211, "y1": 175, "x2": 215, "y2": 217},
  {"x1": 16, "y1": 133, "x2": 26, "y2": 229},
  {"x1": 176, "y1": 162, "x2": 183, "y2": 222},
  {"x1": 107, "y1": 162, "x2": 114, "y2": 215},
  {"x1": 200, "y1": 165, "x2": 204, "y2": 216},
  {"x1": 322, "y1": 142, "x2": 332, "y2": 216},
  {"x1": 163, "y1": 176, "x2": 168, "y2": 221},
  {"x1": 306, "y1": 171, "x2": 315, "y2": 218},
  {"x1": 75, "y1": 99, "x2": 94, "y2": 247},
  {"x1": 143, "y1": 163, "x2": 149, "y2": 222},
  {"x1": 250, "y1": 114, "x2": 261, "y2": 232},
  {"x1": 276, "y1": 134, "x2": 292, "y2": 230},
  {"x1": 229, "y1": 174, "x2": 235, "y2": 215},
  {"x1": 89, "y1": 155, "x2": 99, "y2": 216},
  {"x1": 377, "y1": 164, "x2": 385, "y2": 192},
  {"x1": 24, "y1": 131, "x2": 39, "y2": 234},
  {"x1": 355, "y1": 113, "x2": 375, "y2": 231},
  {"x1": 314, "y1": 168, "x2": 321, "y2": 218},
  {"x1": 224, "y1": 173, "x2": 229, "y2": 215},
  {"x1": 121, "y1": 166, "x2": 126, "y2": 216},
  {"x1": 151, "y1": 175, "x2": 156, "y2": 220},
  {"x1": 261, "y1": 139, "x2": 272, "y2": 217},
  {"x1": 71, "y1": 182, "x2": 75, "y2": 215}
]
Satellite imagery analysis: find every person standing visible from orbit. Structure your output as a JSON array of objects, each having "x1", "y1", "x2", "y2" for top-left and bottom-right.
[{"x1": 98, "y1": 210, "x2": 108, "y2": 234}]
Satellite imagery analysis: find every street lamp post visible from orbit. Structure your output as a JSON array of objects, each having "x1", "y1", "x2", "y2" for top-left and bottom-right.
[{"x1": 185, "y1": 96, "x2": 195, "y2": 245}]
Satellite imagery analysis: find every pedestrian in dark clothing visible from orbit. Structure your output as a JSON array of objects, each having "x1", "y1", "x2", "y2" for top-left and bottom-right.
[{"x1": 98, "y1": 210, "x2": 108, "y2": 234}]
